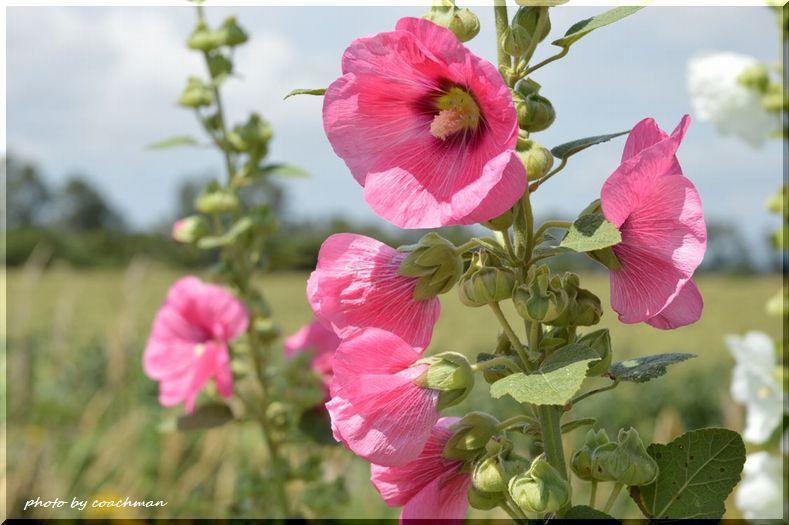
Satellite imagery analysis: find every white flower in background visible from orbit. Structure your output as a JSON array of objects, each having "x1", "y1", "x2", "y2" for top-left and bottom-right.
[
  {"x1": 687, "y1": 52, "x2": 778, "y2": 147},
  {"x1": 735, "y1": 451, "x2": 784, "y2": 521},
  {"x1": 725, "y1": 331, "x2": 783, "y2": 444}
]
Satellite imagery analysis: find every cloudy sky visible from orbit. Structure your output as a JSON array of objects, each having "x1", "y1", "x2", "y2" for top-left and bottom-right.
[{"x1": 6, "y1": 4, "x2": 783, "y2": 253}]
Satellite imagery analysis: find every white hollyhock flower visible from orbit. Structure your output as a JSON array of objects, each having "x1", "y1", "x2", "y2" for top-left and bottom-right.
[
  {"x1": 735, "y1": 452, "x2": 785, "y2": 521},
  {"x1": 687, "y1": 52, "x2": 778, "y2": 147},
  {"x1": 725, "y1": 331, "x2": 783, "y2": 444}
]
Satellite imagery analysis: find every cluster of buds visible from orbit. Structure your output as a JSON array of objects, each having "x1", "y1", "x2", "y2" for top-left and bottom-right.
[
  {"x1": 571, "y1": 428, "x2": 658, "y2": 486},
  {"x1": 513, "y1": 266, "x2": 603, "y2": 328},
  {"x1": 422, "y1": 0, "x2": 480, "y2": 42},
  {"x1": 512, "y1": 79, "x2": 556, "y2": 133}
]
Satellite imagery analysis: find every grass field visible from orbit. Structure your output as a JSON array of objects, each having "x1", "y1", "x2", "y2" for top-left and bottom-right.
[{"x1": 4, "y1": 260, "x2": 783, "y2": 519}]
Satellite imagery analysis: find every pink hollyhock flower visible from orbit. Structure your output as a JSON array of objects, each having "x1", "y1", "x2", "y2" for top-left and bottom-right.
[
  {"x1": 371, "y1": 417, "x2": 471, "y2": 523},
  {"x1": 143, "y1": 276, "x2": 249, "y2": 412},
  {"x1": 326, "y1": 328, "x2": 441, "y2": 466},
  {"x1": 308, "y1": 233, "x2": 440, "y2": 350},
  {"x1": 284, "y1": 318, "x2": 340, "y2": 393},
  {"x1": 601, "y1": 115, "x2": 707, "y2": 329},
  {"x1": 323, "y1": 17, "x2": 526, "y2": 229}
]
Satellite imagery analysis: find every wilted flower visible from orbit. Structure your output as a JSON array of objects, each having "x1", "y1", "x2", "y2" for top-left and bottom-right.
[
  {"x1": 601, "y1": 116, "x2": 707, "y2": 329},
  {"x1": 143, "y1": 276, "x2": 249, "y2": 412},
  {"x1": 725, "y1": 331, "x2": 783, "y2": 444},
  {"x1": 322, "y1": 17, "x2": 526, "y2": 228},
  {"x1": 308, "y1": 233, "x2": 441, "y2": 350},
  {"x1": 371, "y1": 417, "x2": 471, "y2": 522}
]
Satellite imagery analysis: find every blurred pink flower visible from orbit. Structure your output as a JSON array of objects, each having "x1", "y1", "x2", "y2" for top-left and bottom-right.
[
  {"x1": 284, "y1": 318, "x2": 340, "y2": 392},
  {"x1": 308, "y1": 233, "x2": 440, "y2": 350},
  {"x1": 323, "y1": 17, "x2": 525, "y2": 228},
  {"x1": 326, "y1": 328, "x2": 440, "y2": 466},
  {"x1": 371, "y1": 417, "x2": 470, "y2": 523},
  {"x1": 171, "y1": 219, "x2": 188, "y2": 242},
  {"x1": 601, "y1": 115, "x2": 707, "y2": 329},
  {"x1": 143, "y1": 276, "x2": 249, "y2": 412}
]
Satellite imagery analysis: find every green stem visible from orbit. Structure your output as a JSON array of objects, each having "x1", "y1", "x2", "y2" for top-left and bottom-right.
[
  {"x1": 523, "y1": 46, "x2": 569, "y2": 76},
  {"x1": 454, "y1": 239, "x2": 478, "y2": 255},
  {"x1": 534, "y1": 220, "x2": 572, "y2": 245},
  {"x1": 589, "y1": 480, "x2": 598, "y2": 508},
  {"x1": 570, "y1": 380, "x2": 620, "y2": 406},
  {"x1": 521, "y1": 7, "x2": 549, "y2": 65},
  {"x1": 493, "y1": 0, "x2": 511, "y2": 73},
  {"x1": 471, "y1": 356, "x2": 522, "y2": 374},
  {"x1": 495, "y1": 230, "x2": 517, "y2": 261},
  {"x1": 603, "y1": 482, "x2": 624, "y2": 514},
  {"x1": 521, "y1": 191, "x2": 535, "y2": 261},
  {"x1": 489, "y1": 302, "x2": 533, "y2": 371},
  {"x1": 537, "y1": 404, "x2": 568, "y2": 480},
  {"x1": 529, "y1": 157, "x2": 568, "y2": 192},
  {"x1": 496, "y1": 414, "x2": 539, "y2": 431}
]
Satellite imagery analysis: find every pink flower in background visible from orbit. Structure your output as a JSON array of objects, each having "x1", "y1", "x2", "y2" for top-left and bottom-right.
[
  {"x1": 326, "y1": 328, "x2": 440, "y2": 466},
  {"x1": 371, "y1": 417, "x2": 470, "y2": 523},
  {"x1": 601, "y1": 115, "x2": 707, "y2": 329},
  {"x1": 284, "y1": 318, "x2": 340, "y2": 392},
  {"x1": 323, "y1": 17, "x2": 525, "y2": 229},
  {"x1": 171, "y1": 219, "x2": 189, "y2": 242},
  {"x1": 143, "y1": 276, "x2": 249, "y2": 412},
  {"x1": 308, "y1": 233, "x2": 440, "y2": 350}
]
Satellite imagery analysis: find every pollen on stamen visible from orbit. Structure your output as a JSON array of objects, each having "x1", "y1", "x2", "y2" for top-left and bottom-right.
[{"x1": 430, "y1": 107, "x2": 465, "y2": 141}]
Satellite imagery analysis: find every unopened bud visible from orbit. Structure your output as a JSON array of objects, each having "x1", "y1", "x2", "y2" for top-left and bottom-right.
[
  {"x1": 398, "y1": 233, "x2": 464, "y2": 300},
  {"x1": 550, "y1": 273, "x2": 603, "y2": 327},
  {"x1": 591, "y1": 427, "x2": 658, "y2": 486},
  {"x1": 423, "y1": 0, "x2": 480, "y2": 43},
  {"x1": 207, "y1": 53, "x2": 232, "y2": 79},
  {"x1": 179, "y1": 77, "x2": 214, "y2": 108},
  {"x1": 473, "y1": 456, "x2": 507, "y2": 493},
  {"x1": 512, "y1": 6, "x2": 551, "y2": 46},
  {"x1": 231, "y1": 113, "x2": 273, "y2": 157},
  {"x1": 508, "y1": 455, "x2": 570, "y2": 514},
  {"x1": 468, "y1": 485, "x2": 505, "y2": 510},
  {"x1": 458, "y1": 266, "x2": 517, "y2": 307},
  {"x1": 571, "y1": 428, "x2": 610, "y2": 481},
  {"x1": 187, "y1": 20, "x2": 222, "y2": 51},
  {"x1": 513, "y1": 265, "x2": 569, "y2": 323},
  {"x1": 172, "y1": 215, "x2": 210, "y2": 243},
  {"x1": 577, "y1": 329, "x2": 612, "y2": 377},
  {"x1": 415, "y1": 352, "x2": 473, "y2": 409},
  {"x1": 195, "y1": 183, "x2": 239, "y2": 214},
  {"x1": 517, "y1": 139, "x2": 554, "y2": 180},
  {"x1": 513, "y1": 79, "x2": 556, "y2": 133},
  {"x1": 217, "y1": 16, "x2": 248, "y2": 47},
  {"x1": 500, "y1": 25, "x2": 531, "y2": 58},
  {"x1": 443, "y1": 412, "x2": 499, "y2": 460}
]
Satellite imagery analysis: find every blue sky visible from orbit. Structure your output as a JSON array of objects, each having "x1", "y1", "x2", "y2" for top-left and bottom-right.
[{"x1": 6, "y1": 5, "x2": 783, "y2": 256}]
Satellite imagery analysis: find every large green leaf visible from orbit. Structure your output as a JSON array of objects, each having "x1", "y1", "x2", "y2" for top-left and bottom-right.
[
  {"x1": 608, "y1": 353, "x2": 696, "y2": 383},
  {"x1": 550, "y1": 131, "x2": 628, "y2": 160},
  {"x1": 490, "y1": 343, "x2": 599, "y2": 405},
  {"x1": 564, "y1": 505, "x2": 618, "y2": 520},
  {"x1": 630, "y1": 428, "x2": 745, "y2": 519},
  {"x1": 284, "y1": 87, "x2": 326, "y2": 100},
  {"x1": 552, "y1": 7, "x2": 645, "y2": 49},
  {"x1": 176, "y1": 402, "x2": 234, "y2": 431},
  {"x1": 145, "y1": 135, "x2": 201, "y2": 150},
  {"x1": 560, "y1": 214, "x2": 622, "y2": 253}
]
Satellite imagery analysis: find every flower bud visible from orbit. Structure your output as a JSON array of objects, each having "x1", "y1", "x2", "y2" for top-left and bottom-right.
[
  {"x1": 513, "y1": 79, "x2": 556, "y2": 133},
  {"x1": 512, "y1": 6, "x2": 551, "y2": 46},
  {"x1": 737, "y1": 64, "x2": 770, "y2": 92},
  {"x1": 172, "y1": 215, "x2": 210, "y2": 243},
  {"x1": 549, "y1": 273, "x2": 603, "y2": 327},
  {"x1": 195, "y1": 183, "x2": 239, "y2": 214},
  {"x1": 423, "y1": 0, "x2": 480, "y2": 43},
  {"x1": 577, "y1": 329, "x2": 612, "y2": 377},
  {"x1": 415, "y1": 352, "x2": 474, "y2": 409},
  {"x1": 500, "y1": 25, "x2": 531, "y2": 58},
  {"x1": 216, "y1": 16, "x2": 249, "y2": 47},
  {"x1": 517, "y1": 139, "x2": 554, "y2": 181},
  {"x1": 178, "y1": 77, "x2": 214, "y2": 108},
  {"x1": 443, "y1": 412, "x2": 499, "y2": 460},
  {"x1": 398, "y1": 233, "x2": 464, "y2": 300},
  {"x1": 207, "y1": 53, "x2": 232, "y2": 79},
  {"x1": 187, "y1": 20, "x2": 222, "y2": 51},
  {"x1": 761, "y1": 83, "x2": 784, "y2": 113},
  {"x1": 458, "y1": 265, "x2": 517, "y2": 307},
  {"x1": 570, "y1": 429, "x2": 610, "y2": 481},
  {"x1": 482, "y1": 209, "x2": 514, "y2": 231},
  {"x1": 468, "y1": 485, "x2": 505, "y2": 510},
  {"x1": 591, "y1": 427, "x2": 658, "y2": 486},
  {"x1": 231, "y1": 113, "x2": 273, "y2": 157},
  {"x1": 508, "y1": 454, "x2": 570, "y2": 514},
  {"x1": 473, "y1": 456, "x2": 507, "y2": 494},
  {"x1": 513, "y1": 265, "x2": 569, "y2": 323}
]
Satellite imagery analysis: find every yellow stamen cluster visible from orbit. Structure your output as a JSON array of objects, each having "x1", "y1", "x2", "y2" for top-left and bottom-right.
[{"x1": 430, "y1": 87, "x2": 480, "y2": 141}]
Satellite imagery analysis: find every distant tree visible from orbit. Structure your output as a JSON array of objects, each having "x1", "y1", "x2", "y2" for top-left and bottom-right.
[
  {"x1": 58, "y1": 176, "x2": 125, "y2": 231},
  {"x1": 700, "y1": 221, "x2": 755, "y2": 273},
  {"x1": 4, "y1": 156, "x2": 51, "y2": 229}
]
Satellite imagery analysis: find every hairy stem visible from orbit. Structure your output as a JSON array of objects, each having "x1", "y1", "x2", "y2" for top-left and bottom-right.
[
  {"x1": 489, "y1": 302, "x2": 532, "y2": 371},
  {"x1": 493, "y1": 0, "x2": 511, "y2": 73},
  {"x1": 603, "y1": 482, "x2": 624, "y2": 514}
]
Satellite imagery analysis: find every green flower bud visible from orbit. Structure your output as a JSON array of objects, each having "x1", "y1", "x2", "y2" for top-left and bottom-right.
[
  {"x1": 468, "y1": 485, "x2": 505, "y2": 510},
  {"x1": 230, "y1": 113, "x2": 273, "y2": 157},
  {"x1": 172, "y1": 215, "x2": 210, "y2": 244},
  {"x1": 423, "y1": 0, "x2": 480, "y2": 43},
  {"x1": 216, "y1": 16, "x2": 249, "y2": 47},
  {"x1": 195, "y1": 183, "x2": 239, "y2": 214},
  {"x1": 517, "y1": 139, "x2": 554, "y2": 181},
  {"x1": 187, "y1": 20, "x2": 222, "y2": 51},
  {"x1": 473, "y1": 456, "x2": 507, "y2": 493},
  {"x1": 482, "y1": 209, "x2": 514, "y2": 231},
  {"x1": 207, "y1": 53, "x2": 232, "y2": 79},
  {"x1": 550, "y1": 273, "x2": 603, "y2": 327},
  {"x1": 500, "y1": 25, "x2": 531, "y2": 58},
  {"x1": 591, "y1": 428, "x2": 658, "y2": 486},
  {"x1": 513, "y1": 79, "x2": 556, "y2": 133},
  {"x1": 178, "y1": 77, "x2": 214, "y2": 108},
  {"x1": 508, "y1": 455, "x2": 570, "y2": 514},
  {"x1": 570, "y1": 428, "x2": 610, "y2": 481},
  {"x1": 266, "y1": 401, "x2": 290, "y2": 429},
  {"x1": 512, "y1": 6, "x2": 551, "y2": 46},
  {"x1": 577, "y1": 329, "x2": 612, "y2": 377},
  {"x1": 513, "y1": 265, "x2": 569, "y2": 323},
  {"x1": 415, "y1": 352, "x2": 474, "y2": 409},
  {"x1": 737, "y1": 64, "x2": 770, "y2": 92},
  {"x1": 443, "y1": 412, "x2": 499, "y2": 461},
  {"x1": 458, "y1": 265, "x2": 517, "y2": 307},
  {"x1": 761, "y1": 83, "x2": 784, "y2": 113},
  {"x1": 398, "y1": 233, "x2": 464, "y2": 300}
]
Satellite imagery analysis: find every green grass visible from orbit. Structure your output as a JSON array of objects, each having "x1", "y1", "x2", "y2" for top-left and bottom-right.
[{"x1": 4, "y1": 262, "x2": 782, "y2": 519}]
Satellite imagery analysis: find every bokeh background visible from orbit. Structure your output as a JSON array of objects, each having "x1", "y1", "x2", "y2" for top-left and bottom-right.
[{"x1": 3, "y1": 3, "x2": 785, "y2": 520}]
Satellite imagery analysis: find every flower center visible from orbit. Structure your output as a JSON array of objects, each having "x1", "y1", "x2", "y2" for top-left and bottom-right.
[
  {"x1": 193, "y1": 343, "x2": 206, "y2": 357},
  {"x1": 430, "y1": 87, "x2": 480, "y2": 141}
]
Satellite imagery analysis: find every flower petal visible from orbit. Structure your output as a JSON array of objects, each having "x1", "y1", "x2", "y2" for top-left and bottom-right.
[{"x1": 645, "y1": 279, "x2": 703, "y2": 329}]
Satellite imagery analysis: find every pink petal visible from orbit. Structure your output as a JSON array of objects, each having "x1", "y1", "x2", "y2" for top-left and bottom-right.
[
  {"x1": 621, "y1": 118, "x2": 668, "y2": 162},
  {"x1": 646, "y1": 279, "x2": 703, "y2": 329},
  {"x1": 400, "y1": 471, "x2": 470, "y2": 524}
]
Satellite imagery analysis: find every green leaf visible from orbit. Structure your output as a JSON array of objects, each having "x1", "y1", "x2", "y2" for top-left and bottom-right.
[
  {"x1": 298, "y1": 407, "x2": 336, "y2": 445},
  {"x1": 564, "y1": 505, "x2": 618, "y2": 520},
  {"x1": 284, "y1": 87, "x2": 326, "y2": 100},
  {"x1": 630, "y1": 428, "x2": 745, "y2": 519},
  {"x1": 176, "y1": 402, "x2": 234, "y2": 431},
  {"x1": 552, "y1": 7, "x2": 645, "y2": 49},
  {"x1": 608, "y1": 353, "x2": 696, "y2": 383},
  {"x1": 550, "y1": 131, "x2": 628, "y2": 160},
  {"x1": 560, "y1": 214, "x2": 622, "y2": 253},
  {"x1": 260, "y1": 163, "x2": 309, "y2": 178},
  {"x1": 145, "y1": 135, "x2": 201, "y2": 150},
  {"x1": 490, "y1": 343, "x2": 599, "y2": 405}
]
